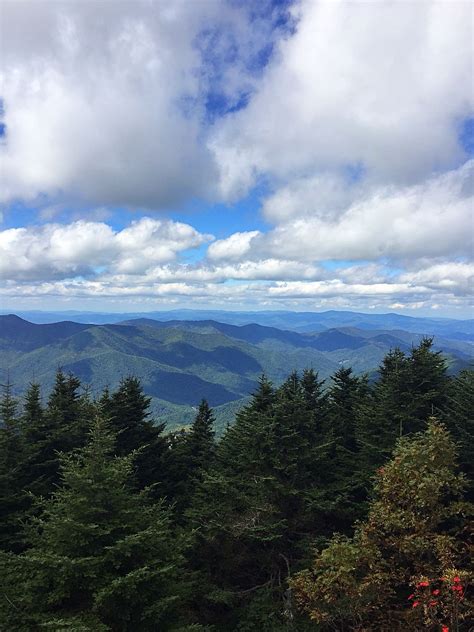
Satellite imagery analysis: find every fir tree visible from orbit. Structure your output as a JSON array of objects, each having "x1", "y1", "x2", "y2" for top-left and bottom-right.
[
  {"x1": 0, "y1": 417, "x2": 189, "y2": 631},
  {"x1": 0, "y1": 378, "x2": 18, "y2": 427},
  {"x1": 186, "y1": 399, "x2": 216, "y2": 473},
  {"x1": 444, "y1": 368, "x2": 474, "y2": 498},
  {"x1": 22, "y1": 370, "x2": 89, "y2": 497},
  {"x1": 22, "y1": 382, "x2": 43, "y2": 430},
  {"x1": 0, "y1": 381, "x2": 27, "y2": 552},
  {"x1": 104, "y1": 376, "x2": 167, "y2": 491},
  {"x1": 312, "y1": 367, "x2": 368, "y2": 532},
  {"x1": 407, "y1": 337, "x2": 450, "y2": 430},
  {"x1": 357, "y1": 340, "x2": 451, "y2": 474}
]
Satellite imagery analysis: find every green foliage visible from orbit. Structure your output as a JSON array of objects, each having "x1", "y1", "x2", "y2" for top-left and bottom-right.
[
  {"x1": 103, "y1": 376, "x2": 168, "y2": 491},
  {"x1": 186, "y1": 399, "x2": 216, "y2": 473},
  {"x1": 1, "y1": 417, "x2": 189, "y2": 631},
  {"x1": 291, "y1": 420, "x2": 472, "y2": 630},
  {"x1": 0, "y1": 380, "x2": 29, "y2": 551},
  {"x1": 22, "y1": 370, "x2": 91, "y2": 497},
  {"x1": 1, "y1": 343, "x2": 472, "y2": 630},
  {"x1": 443, "y1": 369, "x2": 474, "y2": 496}
]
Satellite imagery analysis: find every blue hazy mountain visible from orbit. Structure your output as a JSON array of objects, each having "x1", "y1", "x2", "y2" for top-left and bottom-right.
[
  {"x1": 4, "y1": 309, "x2": 472, "y2": 339},
  {"x1": 1, "y1": 313, "x2": 472, "y2": 430}
]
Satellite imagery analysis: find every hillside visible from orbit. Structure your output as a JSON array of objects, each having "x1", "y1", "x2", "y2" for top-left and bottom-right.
[{"x1": 1, "y1": 314, "x2": 472, "y2": 430}]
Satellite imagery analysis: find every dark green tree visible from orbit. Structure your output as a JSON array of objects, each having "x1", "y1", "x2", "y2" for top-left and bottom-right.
[
  {"x1": 104, "y1": 377, "x2": 167, "y2": 491},
  {"x1": 0, "y1": 381, "x2": 28, "y2": 552},
  {"x1": 22, "y1": 382, "x2": 43, "y2": 431},
  {"x1": 407, "y1": 337, "x2": 450, "y2": 430},
  {"x1": 0, "y1": 379, "x2": 17, "y2": 428},
  {"x1": 357, "y1": 339, "x2": 450, "y2": 474},
  {"x1": 444, "y1": 368, "x2": 474, "y2": 498},
  {"x1": 22, "y1": 370, "x2": 89, "y2": 497},
  {"x1": 311, "y1": 367, "x2": 369, "y2": 533},
  {"x1": 186, "y1": 399, "x2": 216, "y2": 474},
  {"x1": 0, "y1": 417, "x2": 190, "y2": 631}
]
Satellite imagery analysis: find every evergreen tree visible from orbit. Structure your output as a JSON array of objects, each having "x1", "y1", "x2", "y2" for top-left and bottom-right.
[
  {"x1": 407, "y1": 337, "x2": 450, "y2": 430},
  {"x1": 356, "y1": 348, "x2": 411, "y2": 471},
  {"x1": 0, "y1": 417, "x2": 190, "y2": 631},
  {"x1": 22, "y1": 370, "x2": 89, "y2": 497},
  {"x1": 311, "y1": 367, "x2": 368, "y2": 533},
  {"x1": 165, "y1": 401, "x2": 216, "y2": 513},
  {"x1": 184, "y1": 378, "x2": 286, "y2": 628},
  {"x1": 0, "y1": 381, "x2": 28, "y2": 552},
  {"x1": 301, "y1": 368, "x2": 327, "y2": 427},
  {"x1": 218, "y1": 375, "x2": 275, "y2": 477},
  {"x1": 186, "y1": 399, "x2": 216, "y2": 473},
  {"x1": 22, "y1": 382, "x2": 43, "y2": 430},
  {"x1": 186, "y1": 374, "x2": 330, "y2": 629},
  {"x1": 0, "y1": 379, "x2": 17, "y2": 428},
  {"x1": 444, "y1": 368, "x2": 474, "y2": 498},
  {"x1": 357, "y1": 339, "x2": 450, "y2": 474},
  {"x1": 104, "y1": 377, "x2": 167, "y2": 491}
]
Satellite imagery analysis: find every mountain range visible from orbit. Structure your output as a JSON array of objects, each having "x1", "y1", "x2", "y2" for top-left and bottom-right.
[{"x1": 1, "y1": 311, "x2": 472, "y2": 430}]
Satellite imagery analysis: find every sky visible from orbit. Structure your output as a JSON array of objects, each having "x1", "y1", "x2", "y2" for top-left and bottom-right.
[{"x1": 0, "y1": 0, "x2": 473, "y2": 317}]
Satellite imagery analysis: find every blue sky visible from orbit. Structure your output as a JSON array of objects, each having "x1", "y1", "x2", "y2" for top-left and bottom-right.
[{"x1": 0, "y1": 0, "x2": 473, "y2": 317}]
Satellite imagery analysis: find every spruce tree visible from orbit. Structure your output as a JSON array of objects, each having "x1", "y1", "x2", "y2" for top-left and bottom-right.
[
  {"x1": 185, "y1": 378, "x2": 285, "y2": 628},
  {"x1": 104, "y1": 377, "x2": 167, "y2": 491},
  {"x1": 444, "y1": 368, "x2": 474, "y2": 498},
  {"x1": 0, "y1": 417, "x2": 189, "y2": 631},
  {"x1": 313, "y1": 367, "x2": 368, "y2": 532},
  {"x1": 22, "y1": 382, "x2": 43, "y2": 430},
  {"x1": 0, "y1": 381, "x2": 27, "y2": 552},
  {"x1": 356, "y1": 348, "x2": 411, "y2": 471},
  {"x1": 23, "y1": 370, "x2": 88, "y2": 497},
  {"x1": 186, "y1": 399, "x2": 216, "y2": 474},
  {"x1": 166, "y1": 401, "x2": 216, "y2": 513},
  {"x1": 407, "y1": 337, "x2": 449, "y2": 430},
  {"x1": 357, "y1": 340, "x2": 450, "y2": 474}
]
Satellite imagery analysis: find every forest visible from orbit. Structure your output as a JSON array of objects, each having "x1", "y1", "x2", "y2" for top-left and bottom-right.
[{"x1": 0, "y1": 339, "x2": 472, "y2": 631}]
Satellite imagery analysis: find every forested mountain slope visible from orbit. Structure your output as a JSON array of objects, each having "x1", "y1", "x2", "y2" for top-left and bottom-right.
[
  {"x1": 0, "y1": 341, "x2": 472, "y2": 631},
  {"x1": 1, "y1": 314, "x2": 472, "y2": 430}
]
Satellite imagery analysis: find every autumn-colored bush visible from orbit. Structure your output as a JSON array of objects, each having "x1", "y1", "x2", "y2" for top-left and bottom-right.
[{"x1": 291, "y1": 420, "x2": 473, "y2": 630}]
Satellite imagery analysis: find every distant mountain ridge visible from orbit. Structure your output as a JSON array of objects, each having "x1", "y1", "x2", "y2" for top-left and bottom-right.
[
  {"x1": 3, "y1": 308, "x2": 473, "y2": 338},
  {"x1": 1, "y1": 313, "x2": 472, "y2": 430}
]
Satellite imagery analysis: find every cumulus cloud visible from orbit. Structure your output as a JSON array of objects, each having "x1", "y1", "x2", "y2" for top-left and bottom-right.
[
  {"x1": 212, "y1": 0, "x2": 473, "y2": 198},
  {"x1": 0, "y1": 217, "x2": 211, "y2": 280},
  {"x1": 399, "y1": 262, "x2": 474, "y2": 296},
  {"x1": 2, "y1": 268, "x2": 471, "y2": 315},
  {"x1": 0, "y1": 0, "x2": 288, "y2": 208},
  {"x1": 207, "y1": 230, "x2": 261, "y2": 261},
  {"x1": 262, "y1": 172, "x2": 361, "y2": 223},
  {"x1": 233, "y1": 161, "x2": 474, "y2": 262},
  {"x1": 1, "y1": 0, "x2": 472, "y2": 316}
]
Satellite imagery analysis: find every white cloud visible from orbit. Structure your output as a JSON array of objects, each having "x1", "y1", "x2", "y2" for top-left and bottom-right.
[
  {"x1": 0, "y1": 1, "x2": 472, "y2": 317},
  {"x1": 267, "y1": 280, "x2": 426, "y2": 299},
  {"x1": 262, "y1": 172, "x2": 361, "y2": 223},
  {"x1": 207, "y1": 230, "x2": 261, "y2": 261},
  {"x1": 248, "y1": 161, "x2": 474, "y2": 261},
  {"x1": 1, "y1": 1, "x2": 210, "y2": 207},
  {"x1": 0, "y1": 217, "x2": 211, "y2": 280},
  {"x1": 212, "y1": 0, "x2": 473, "y2": 198},
  {"x1": 399, "y1": 262, "x2": 474, "y2": 295},
  {"x1": 0, "y1": 0, "x2": 285, "y2": 209}
]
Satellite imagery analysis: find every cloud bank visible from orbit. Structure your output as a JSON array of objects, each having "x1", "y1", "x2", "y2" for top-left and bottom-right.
[{"x1": 0, "y1": 0, "x2": 472, "y2": 314}]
